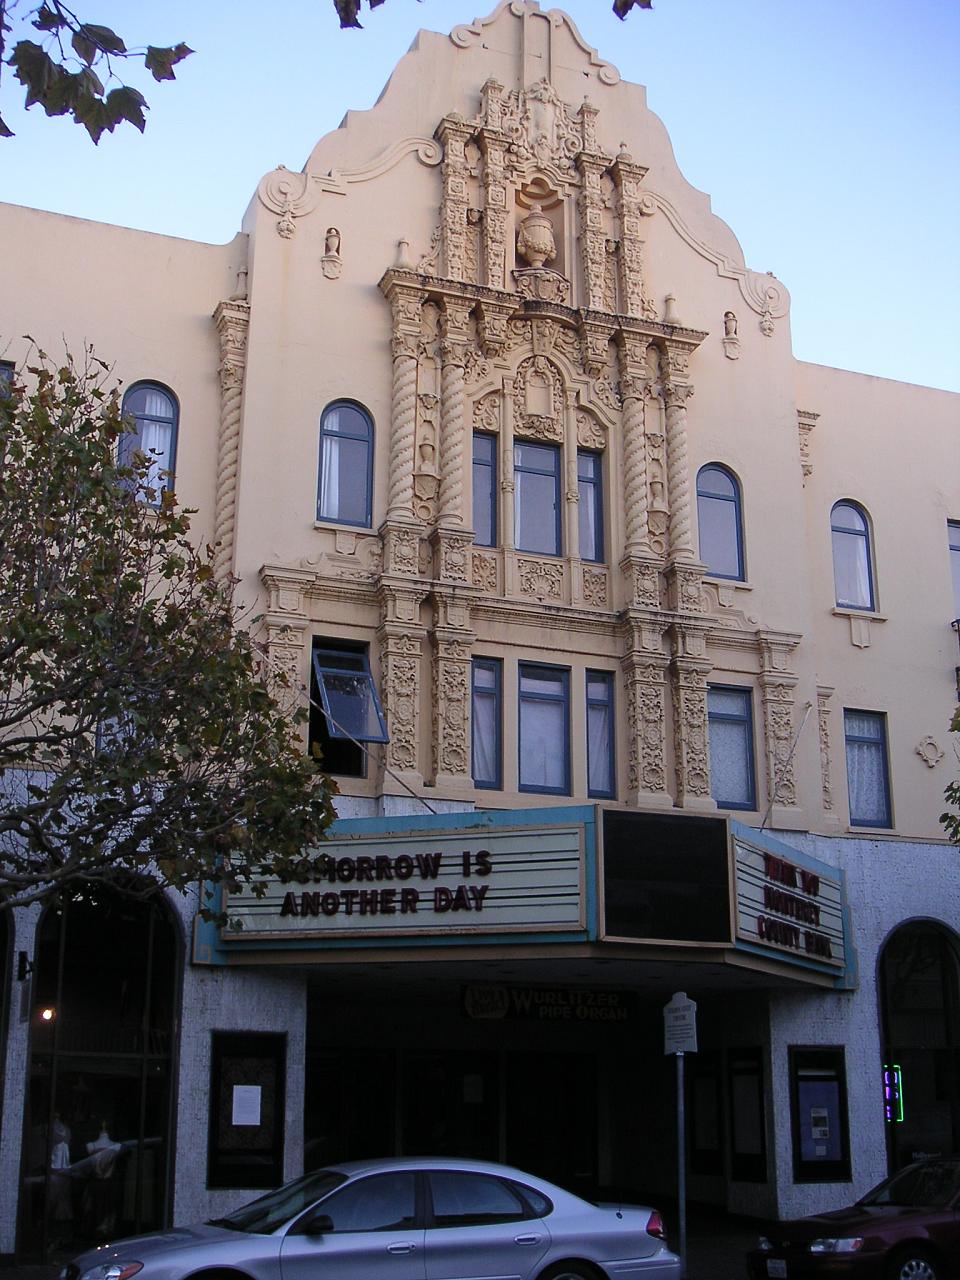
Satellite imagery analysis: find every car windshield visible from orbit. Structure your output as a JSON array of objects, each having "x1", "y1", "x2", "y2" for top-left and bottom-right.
[
  {"x1": 210, "y1": 1169, "x2": 347, "y2": 1233},
  {"x1": 860, "y1": 1159, "x2": 960, "y2": 1209}
]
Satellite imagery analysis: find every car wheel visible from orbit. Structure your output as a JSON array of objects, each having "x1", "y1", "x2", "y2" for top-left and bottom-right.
[
  {"x1": 886, "y1": 1247, "x2": 941, "y2": 1280},
  {"x1": 537, "y1": 1264, "x2": 600, "y2": 1280}
]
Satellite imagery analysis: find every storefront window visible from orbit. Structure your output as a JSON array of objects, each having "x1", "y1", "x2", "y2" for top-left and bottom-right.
[
  {"x1": 19, "y1": 884, "x2": 178, "y2": 1259},
  {"x1": 788, "y1": 1046, "x2": 851, "y2": 1182}
]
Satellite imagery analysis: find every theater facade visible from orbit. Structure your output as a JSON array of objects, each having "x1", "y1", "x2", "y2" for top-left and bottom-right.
[{"x1": 1, "y1": 0, "x2": 958, "y2": 1260}]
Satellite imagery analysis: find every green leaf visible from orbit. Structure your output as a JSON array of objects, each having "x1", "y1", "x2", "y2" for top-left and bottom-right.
[
  {"x1": 613, "y1": 0, "x2": 653, "y2": 14},
  {"x1": 80, "y1": 24, "x2": 127, "y2": 55},
  {"x1": 106, "y1": 86, "x2": 147, "y2": 132},
  {"x1": 144, "y1": 43, "x2": 193, "y2": 82},
  {"x1": 71, "y1": 30, "x2": 99, "y2": 68},
  {"x1": 33, "y1": 5, "x2": 68, "y2": 33},
  {"x1": 334, "y1": 0, "x2": 363, "y2": 28}
]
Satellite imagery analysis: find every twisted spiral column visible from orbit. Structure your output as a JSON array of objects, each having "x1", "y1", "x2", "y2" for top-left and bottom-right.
[
  {"x1": 621, "y1": 377, "x2": 650, "y2": 552},
  {"x1": 438, "y1": 341, "x2": 466, "y2": 526},
  {"x1": 213, "y1": 299, "x2": 250, "y2": 580},
  {"x1": 387, "y1": 335, "x2": 418, "y2": 521},
  {"x1": 665, "y1": 384, "x2": 695, "y2": 559}
]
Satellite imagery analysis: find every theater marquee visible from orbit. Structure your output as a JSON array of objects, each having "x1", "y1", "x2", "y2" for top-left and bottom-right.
[
  {"x1": 734, "y1": 835, "x2": 844, "y2": 969},
  {"x1": 223, "y1": 821, "x2": 585, "y2": 940}
]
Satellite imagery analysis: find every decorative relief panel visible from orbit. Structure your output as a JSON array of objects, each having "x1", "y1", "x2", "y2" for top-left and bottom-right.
[
  {"x1": 432, "y1": 634, "x2": 471, "y2": 783},
  {"x1": 624, "y1": 661, "x2": 669, "y2": 798},
  {"x1": 817, "y1": 685, "x2": 835, "y2": 814},
  {"x1": 499, "y1": 78, "x2": 583, "y2": 175},
  {"x1": 472, "y1": 551, "x2": 500, "y2": 594},
  {"x1": 515, "y1": 356, "x2": 564, "y2": 442},
  {"x1": 581, "y1": 567, "x2": 609, "y2": 608},
  {"x1": 518, "y1": 557, "x2": 564, "y2": 601},
  {"x1": 760, "y1": 679, "x2": 799, "y2": 808},
  {"x1": 671, "y1": 662, "x2": 712, "y2": 804},
  {"x1": 473, "y1": 391, "x2": 501, "y2": 433},
  {"x1": 576, "y1": 410, "x2": 605, "y2": 450}
]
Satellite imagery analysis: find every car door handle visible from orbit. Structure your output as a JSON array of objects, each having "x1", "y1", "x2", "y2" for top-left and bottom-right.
[
  {"x1": 387, "y1": 1242, "x2": 416, "y2": 1254},
  {"x1": 514, "y1": 1234, "x2": 541, "y2": 1245}
]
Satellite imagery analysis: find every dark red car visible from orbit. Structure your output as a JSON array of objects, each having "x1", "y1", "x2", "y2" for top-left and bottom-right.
[{"x1": 745, "y1": 1156, "x2": 960, "y2": 1280}]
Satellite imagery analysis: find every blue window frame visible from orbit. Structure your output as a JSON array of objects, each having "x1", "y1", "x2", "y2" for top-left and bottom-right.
[
  {"x1": 586, "y1": 670, "x2": 615, "y2": 798},
  {"x1": 518, "y1": 663, "x2": 570, "y2": 795},
  {"x1": 948, "y1": 520, "x2": 960, "y2": 619},
  {"x1": 514, "y1": 442, "x2": 561, "y2": 557},
  {"x1": 844, "y1": 709, "x2": 891, "y2": 828},
  {"x1": 120, "y1": 382, "x2": 179, "y2": 503},
  {"x1": 697, "y1": 464, "x2": 745, "y2": 580},
  {"x1": 577, "y1": 450, "x2": 604, "y2": 562},
  {"x1": 473, "y1": 433, "x2": 497, "y2": 548},
  {"x1": 831, "y1": 501, "x2": 874, "y2": 610},
  {"x1": 317, "y1": 401, "x2": 373, "y2": 528},
  {"x1": 707, "y1": 685, "x2": 757, "y2": 810},
  {"x1": 471, "y1": 658, "x2": 502, "y2": 790}
]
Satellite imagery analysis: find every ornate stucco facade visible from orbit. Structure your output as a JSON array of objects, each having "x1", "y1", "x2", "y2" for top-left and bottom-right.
[{"x1": 1, "y1": 1, "x2": 958, "y2": 1259}]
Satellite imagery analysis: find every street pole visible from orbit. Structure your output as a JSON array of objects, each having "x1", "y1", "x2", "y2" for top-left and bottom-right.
[{"x1": 677, "y1": 1048, "x2": 686, "y2": 1278}]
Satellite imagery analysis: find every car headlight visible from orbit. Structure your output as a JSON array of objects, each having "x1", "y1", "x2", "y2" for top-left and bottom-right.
[
  {"x1": 78, "y1": 1263, "x2": 144, "y2": 1280},
  {"x1": 809, "y1": 1238, "x2": 863, "y2": 1253}
]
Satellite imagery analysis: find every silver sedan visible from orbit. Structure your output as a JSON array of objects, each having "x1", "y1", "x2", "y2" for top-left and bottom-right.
[{"x1": 63, "y1": 1156, "x2": 681, "y2": 1280}]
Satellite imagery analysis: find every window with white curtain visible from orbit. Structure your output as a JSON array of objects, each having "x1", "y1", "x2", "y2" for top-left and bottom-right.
[
  {"x1": 844, "y1": 708, "x2": 891, "y2": 828},
  {"x1": 514, "y1": 442, "x2": 561, "y2": 556},
  {"x1": 831, "y1": 501, "x2": 874, "y2": 610},
  {"x1": 697, "y1": 464, "x2": 745, "y2": 580},
  {"x1": 120, "y1": 383, "x2": 179, "y2": 503},
  {"x1": 473, "y1": 434, "x2": 497, "y2": 548},
  {"x1": 518, "y1": 663, "x2": 569, "y2": 794},
  {"x1": 708, "y1": 685, "x2": 757, "y2": 810},
  {"x1": 471, "y1": 658, "x2": 502, "y2": 790},
  {"x1": 949, "y1": 521, "x2": 960, "y2": 618},
  {"x1": 577, "y1": 450, "x2": 604, "y2": 563},
  {"x1": 317, "y1": 401, "x2": 373, "y2": 527},
  {"x1": 586, "y1": 670, "x2": 615, "y2": 798}
]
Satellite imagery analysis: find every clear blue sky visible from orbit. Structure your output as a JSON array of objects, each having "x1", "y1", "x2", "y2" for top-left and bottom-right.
[{"x1": 1, "y1": 0, "x2": 958, "y2": 392}]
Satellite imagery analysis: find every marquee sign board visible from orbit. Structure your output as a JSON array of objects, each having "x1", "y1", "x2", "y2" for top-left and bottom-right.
[
  {"x1": 223, "y1": 821, "x2": 585, "y2": 941},
  {"x1": 733, "y1": 835, "x2": 844, "y2": 969}
]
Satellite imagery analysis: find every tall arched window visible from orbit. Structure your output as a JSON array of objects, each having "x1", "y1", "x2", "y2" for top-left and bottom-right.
[
  {"x1": 831, "y1": 500, "x2": 875, "y2": 609},
  {"x1": 317, "y1": 401, "x2": 373, "y2": 528},
  {"x1": 696, "y1": 464, "x2": 745, "y2": 580},
  {"x1": 119, "y1": 383, "x2": 179, "y2": 503}
]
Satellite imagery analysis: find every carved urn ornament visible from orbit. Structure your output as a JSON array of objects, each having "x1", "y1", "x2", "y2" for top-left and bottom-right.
[{"x1": 516, "y1": 204, "x2": 556, "y2": 269}]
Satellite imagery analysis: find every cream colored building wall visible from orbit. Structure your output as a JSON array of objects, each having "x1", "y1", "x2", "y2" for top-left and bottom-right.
[
  {"x1": 0, "y1": 201, "x2": 242, "y2": 541},
  {"x1": 796, "y1": 361, "x2": 960, "y2": 839}
]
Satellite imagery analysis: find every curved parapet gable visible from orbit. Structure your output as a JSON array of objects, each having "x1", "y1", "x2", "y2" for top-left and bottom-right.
[{"x1": 451, "y1": 1, "x2": 621, "y2": 86}]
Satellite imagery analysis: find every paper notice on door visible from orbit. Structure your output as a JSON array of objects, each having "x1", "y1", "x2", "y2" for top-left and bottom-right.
[{"x1": 232, "y1": 1084, "x2": 262, "y2": 1126}]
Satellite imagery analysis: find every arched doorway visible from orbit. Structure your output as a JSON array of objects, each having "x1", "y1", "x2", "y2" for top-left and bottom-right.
[
  {"x1": 18, "y1": 884, "x2": 179, "y2": 1259},
  {"x1": 879, "y1": 921, "x2": 960, "y2": 1171}
]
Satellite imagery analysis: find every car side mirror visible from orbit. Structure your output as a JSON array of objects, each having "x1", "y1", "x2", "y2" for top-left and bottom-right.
[{"x1": 303, "y1": 1214, "x2": 333, "y2": 1237}]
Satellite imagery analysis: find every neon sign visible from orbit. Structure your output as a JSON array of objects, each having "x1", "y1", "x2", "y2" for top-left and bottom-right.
[{"x1": 883, "y1": 1063, "x2": 904, "y2": 1123}]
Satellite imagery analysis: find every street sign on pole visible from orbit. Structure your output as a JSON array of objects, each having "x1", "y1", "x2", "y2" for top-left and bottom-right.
[
  {"x1": 664, "y1": 991, "x2": 697, "y2": 1279},
  {"x1": 664, "y1": 990, "x2": 698, "y2": 1055}
]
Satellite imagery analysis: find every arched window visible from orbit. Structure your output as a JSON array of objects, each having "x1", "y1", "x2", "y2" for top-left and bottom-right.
[
  {"x1": 696, "y1": 464, "x2": 744, "y2": 580},
  {"x1": 831, "y1": 500, "x2": 875, "y2": 610},
  {"x1": 317, "y1": 401, "x2": 373, "y2": 528},
  {"x1": 119, "y1": 383, "x2": 179, "y2": 503}
]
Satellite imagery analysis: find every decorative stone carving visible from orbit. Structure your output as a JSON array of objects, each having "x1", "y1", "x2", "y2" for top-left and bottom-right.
[
  {"x1": 663, "y1": 359, "x2": 696, "y2": 561},
  {"x1": 916, "y1": 736, "x2": 944, "y2": 768},
  {"x1": 671, "y1": 659, "x2": 712, "y2": 805},
  {"x1": 382, "y1": 525, "x2": 421, "y2": 576},
  {"x1": 577, "y1": 155, "x2": 608, "y2": 311},
  {"x1": 515, "y1": 356, "x2": 563, "y2": 442},
  {"x1": 473, "y1": 392, "x2": 501, "y2": 433},
  {"x1": 760, "y1": 679, "x2": 799, "y2": 807},
  {"x1": 516, "y1": 204, "x2": 556, "y2": 268},
  {"x1": 576, "y1": 410, "x2": 605, "y2": 450},
  {"x1": 667, "y1": 562, "x2": 706, "y2": 615},
  {"x1": 582, "y1": 567, "x2": 608, "y2": 607},
  {"x1": 622, "y1": 557, "x2": 661, "y2": 609},
  {"x1": 817, "y1": 686, "x2": 835, "y2": 815},
  {"x1": 431, "y1": 629, "x2": 473, "y2": 785},
  {"x1": 612, "y1": 152, "x2": 651, "y2": 320},
  {"x1": 623, "y1": 658, "x2": 669, "y2": 800},
  {"x1": 321, "y1": 227, "x2": 342, "y2": 279},
  {"x1": 721, "y1": 311, "x2": 741, "y2": 360},
  {"x1": 797, "y1": 408, "x2": 819, "y2": 483},
  {"x1": 472, "y1": 551, "x2": 499, "y2": 593},
  {"x1": 518, "y1": 557, "x2": 564, "y2": 600},
  {"x1": 380, "y1": 641, "x2": 421, "y2": 775},
  {"x1": 498, "y1": 78, "x2": 583, "y2": 173},
  {"x1": 437, "y1": 115, "x2": 474, "y2": 283},
  {"x1": 514, "y1": 268, "x2": 570, "y2": 304},
  {"x1": 435, "y1": 532, "x2": 472, "y2": 584}
]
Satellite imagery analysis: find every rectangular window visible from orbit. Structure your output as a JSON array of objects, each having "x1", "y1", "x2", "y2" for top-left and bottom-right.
[
  {"x1": 514, "y1": 442, "x2": 561, "y2": 556},
  {"x1": 471, "y1": 658, "x2": 502, "y2": 790},
  {"x1": 309, "y1": 640, "x2": 388, "y2": 777},
  {"x1": 789, "y1": 1046, "x2": 851, "y2": 1183},
  {"x1": 473, "y1": 433, "x2": 497, "y2": 548},
  {"x1": 208, "y1": 1031, "x2": 286, "y2": 1190},
  {"x1": 844, "y1": 708, "x2": 891, "y2": 828},
  {"x1": 0, "y1": 360, "x2": 13, "y2": 396},
  {"x1": 586, "y1": 670, "x2": 615, "y2": 798},
  {"x1": 518, "y1": 663, "x2": 570, "y2": 794},
  {"x1": 577, "y1": 450, "x2": 603, "y2": 562},
  {"x1": 949, "y1": 521, "x2": 960, "y2": 619},
  {"x1": 708, "y1": 685, "x2": 757, "y2": 810}
]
